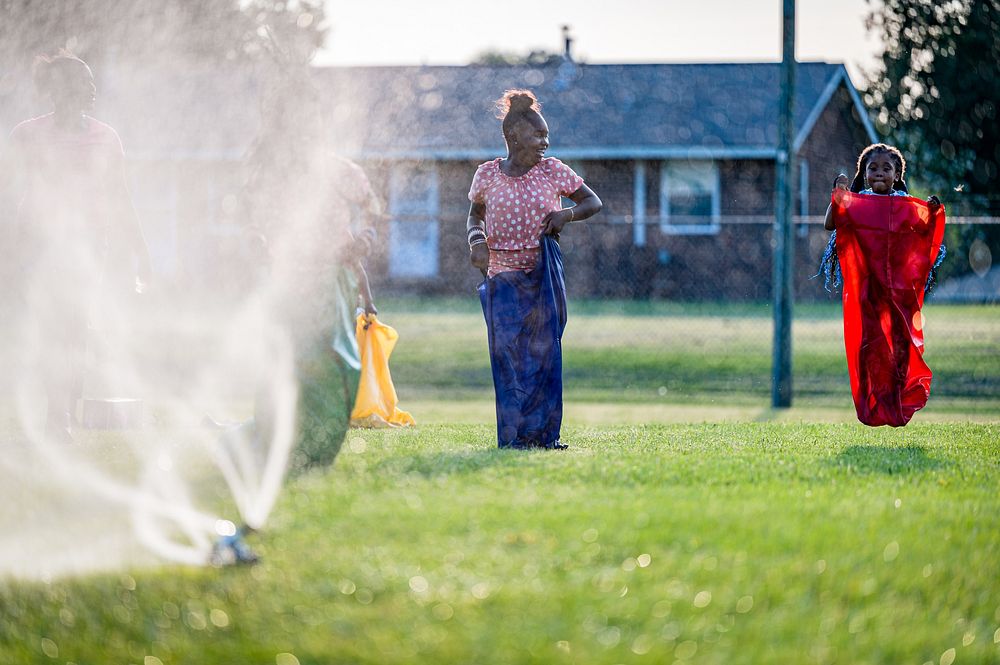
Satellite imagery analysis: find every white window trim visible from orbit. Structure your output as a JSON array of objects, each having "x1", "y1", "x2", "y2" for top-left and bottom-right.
[
  {"x1": 387, "y1": 161, "x2": 440, "y2": 278},
  {"x1": 659, "y1": 160, "x2": 721, "y2": 235}
]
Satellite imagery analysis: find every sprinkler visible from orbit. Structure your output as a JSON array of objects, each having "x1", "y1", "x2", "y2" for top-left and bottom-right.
[{"x1": 209, "y1": 523, "x2": 260, "y2": 566}]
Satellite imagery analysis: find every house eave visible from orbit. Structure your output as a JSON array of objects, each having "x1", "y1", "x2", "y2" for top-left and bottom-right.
[{"x1": 347, "y1": 146, "x2": 780, "y2": 161}]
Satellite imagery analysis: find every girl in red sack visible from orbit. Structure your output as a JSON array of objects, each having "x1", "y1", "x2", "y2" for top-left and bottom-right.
[{"x1": 818, "y1": 143, "x2": 946, "y2": 426}]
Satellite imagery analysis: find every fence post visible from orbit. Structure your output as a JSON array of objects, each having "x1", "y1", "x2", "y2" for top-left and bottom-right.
[{"x1": 772, "y1": 0, "x2": 796, "y2": 408}]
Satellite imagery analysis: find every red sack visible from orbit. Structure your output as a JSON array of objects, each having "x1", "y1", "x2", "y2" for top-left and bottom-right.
[{"x1": 830, "y1": 191, "x2": 946, "y2": 427}]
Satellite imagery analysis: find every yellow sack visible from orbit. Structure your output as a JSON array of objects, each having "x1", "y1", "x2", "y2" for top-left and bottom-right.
[{"x1": 350, "y1": 313, "x2": 415, "y2": 428}]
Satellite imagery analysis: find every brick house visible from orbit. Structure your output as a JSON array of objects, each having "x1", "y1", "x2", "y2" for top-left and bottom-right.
[
  {"x1": 1, "y1": 60, "x2": 877, "y2": 302},
  {"x1": 312, "y1": 61, "x2": 877, "y2": 300}
]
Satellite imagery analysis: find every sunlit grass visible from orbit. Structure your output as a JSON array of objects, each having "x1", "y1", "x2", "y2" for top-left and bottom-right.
[
  {"x1": 383, "y1": 299, "x2": 1000, "y2": 403},
  {"x1": 2, "y1": 422, "x2": 998, "y2": 663}
]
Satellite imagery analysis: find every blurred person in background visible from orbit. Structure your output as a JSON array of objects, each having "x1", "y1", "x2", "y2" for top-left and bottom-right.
[
  {"x1": 4, "y1": 51, "x2": 151, "y2": 442},
  {"x1": 231, "y1": 57, "x2": 382, "y2": 471}
]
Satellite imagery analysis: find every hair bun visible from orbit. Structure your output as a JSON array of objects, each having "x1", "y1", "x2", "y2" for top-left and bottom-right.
[
  {"x1": 508, "y1": 93, "x2": 535, "y2": 112},
  {"x1": 495, "y1": 88, "x2": 540, "y2": 119}
]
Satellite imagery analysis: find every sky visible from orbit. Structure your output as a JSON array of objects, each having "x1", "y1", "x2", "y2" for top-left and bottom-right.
[{"x1": 316, "y1": 0, "x2": 882, "y2": 87}]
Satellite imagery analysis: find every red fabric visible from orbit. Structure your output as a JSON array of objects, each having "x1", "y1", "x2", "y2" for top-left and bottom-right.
[{"x1": 831, "y1": 191, "x2": 946, "y2": 427}]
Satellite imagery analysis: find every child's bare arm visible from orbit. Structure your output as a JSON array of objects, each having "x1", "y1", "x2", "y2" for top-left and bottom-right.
[
  {"x1": 355, "y1": 261, "x2": 376, "y2": 315},
  {"x1": 110, "y1": 157, "x2": 152, "y2": 286},
  {"x1": 824, "y1": 174, "x2": 850, "y2": 231},
  {"x1": 467, "y1": 201, "x2": 488, "y2": 274},
  {"x1": 540, "y1": 184, "x2": 602, "y2": 236}
]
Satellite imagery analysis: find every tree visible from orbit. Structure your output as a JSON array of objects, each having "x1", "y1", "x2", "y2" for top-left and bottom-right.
[
  {"x1": 472, "y1": 49, "x2": 566, "y2": 67},
  {"x1": 0, "y1": 0, "x2": 328, "y2": 71},
  {"x1": 864, "y1": 0, "x2": 1000, "y2": 280}
]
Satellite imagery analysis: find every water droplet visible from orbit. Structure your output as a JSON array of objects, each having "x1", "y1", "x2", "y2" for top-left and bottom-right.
[
  {"x1": 40, "y1": 638, "x2": 58, "y2": 658},
  {"x1": 276, "y1": 654, "x2": 300, "y2": 665},
  {"x1": 736, "y1": 595, "x2": 754, "y2": 613},
  {"x1": 939, "y1": 647, "x2": 956, "y2": 665},
  {"x1": 339, "y1": 579, "x2": 356, "y2": 595},
  {"x1": 210, "y1": 609, "x2": 229, "y2": 628},
  {"x1": 652, "y1": 600, "x2": 671, "y2": 617},
  {"x1": 631, "y1": 634, "x2": 653, "y2": 655},
  {"x1": 962, "y1": 631, "x2": 975, "y2": 646},
  {"x1": 622, "y1": 558, "x2": 637, "y2": 571},
  {"x1": 597, "y1": 626, "x2": 621, "y2": 648},
  {"x1": 675, "y1": 640, "x2": 698, "y2": 659},
  {"x1": 894, "y1": 498, "x2": 902, "y2": 508},
  {"x1": 471, "y1": 582, "x2": 490, "y2": 599},
  {"x1": 637, "y1": 553, "x2": 652, "y2": 568},
  {"x1": 432, "y1": 603, "x2": 454, "y2": 621},
  {"x1": 693, "y1": 590, "x2": 712, "y2": 608},
  {"x1": 409, "y1": 576, "x2": 429, "y2": 593}
]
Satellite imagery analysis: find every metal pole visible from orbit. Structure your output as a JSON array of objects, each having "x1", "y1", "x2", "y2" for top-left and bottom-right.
[{"x1": 772, "y1": 0, "x2": 796, "y2": 407}]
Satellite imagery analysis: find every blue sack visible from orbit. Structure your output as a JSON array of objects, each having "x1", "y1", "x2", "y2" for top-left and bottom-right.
[{"x1": 478, "y1": 236, "x2": 567, "y2": 449}]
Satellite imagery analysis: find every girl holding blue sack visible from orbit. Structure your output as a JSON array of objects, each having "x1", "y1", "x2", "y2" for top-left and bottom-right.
[{"x1": 466, "y1": 90, "x2": 602, "y2": 450}]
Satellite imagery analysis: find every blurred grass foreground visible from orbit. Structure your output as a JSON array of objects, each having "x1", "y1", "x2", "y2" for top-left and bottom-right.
[{"x1": 1, "y1": 299, "x2": 998, "y2": 663}]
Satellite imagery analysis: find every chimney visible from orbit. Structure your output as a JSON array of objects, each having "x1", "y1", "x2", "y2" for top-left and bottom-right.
[{"x1": 562, "y1": 25, "x2": 573, "y2": 62}]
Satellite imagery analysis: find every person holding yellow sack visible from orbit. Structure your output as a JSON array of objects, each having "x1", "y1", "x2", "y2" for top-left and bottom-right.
[{"x1": 350, "y1": 304, "x2": 415, "y2": 428}]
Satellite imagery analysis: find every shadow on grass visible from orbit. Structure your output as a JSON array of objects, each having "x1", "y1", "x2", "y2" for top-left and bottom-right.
[
  {"x1": 371, "y1": 447, "x2": 524, "y2": 479},
  {"x1": 830, "y1": 445, "x2": 948, "y2": 475}
]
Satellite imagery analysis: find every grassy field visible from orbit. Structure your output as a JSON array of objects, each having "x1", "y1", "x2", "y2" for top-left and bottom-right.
[
  {"x1": 1, "y1": 300, "x2": 997, "y2": 663},
  {"x1": 385, "y1": 299, "x2": 1000, "y2": 411},
  {"x1": 2, "y1": 422, "x2": 998, "y2": 663}
]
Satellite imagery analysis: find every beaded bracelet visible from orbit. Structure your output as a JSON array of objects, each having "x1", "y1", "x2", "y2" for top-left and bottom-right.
[{"x1": 468, "y1": 227, "x2": 487, "y2": 249}]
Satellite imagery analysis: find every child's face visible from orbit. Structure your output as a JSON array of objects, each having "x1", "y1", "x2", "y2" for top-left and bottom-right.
[
  {"x1": 865, "y1": 153, "x2": 898, "y2": 194},
  {"x1": 510, "y1": 115, "x2": 549, "y2": 164},
  {"x1": 51, "y1": 60, "x2": 96, "y2": 113}
]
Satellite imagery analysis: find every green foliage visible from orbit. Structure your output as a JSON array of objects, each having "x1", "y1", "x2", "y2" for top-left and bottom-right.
[
  {"x1": 471, "y1": 49, "x2": 565, "y2": 66},
  {"x1": 0, "y1": 0, "x2": 328, "y2": 68},
  {"x1": 864, "y1": 0, "x2": 1000, "y2": 279},
  {"x1": 2, "y1": 422, "x2": 998, "y2": 663}
]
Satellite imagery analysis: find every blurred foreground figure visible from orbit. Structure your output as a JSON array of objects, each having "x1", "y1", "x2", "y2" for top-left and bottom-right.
[
  {"x1": 234, "y1": 63, "x2": 382, "y2": 470},
  {"x1": 6, "y1": 52, "x2": 150, "y2": 440}
]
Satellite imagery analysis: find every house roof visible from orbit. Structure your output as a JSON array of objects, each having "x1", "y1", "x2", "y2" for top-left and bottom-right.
[
  {"x1": 3, "y1": 60, "x2": 876, "y2": 162},
  {"x1": 315, "y1": 61, "x2": 878, "y2": 161}
]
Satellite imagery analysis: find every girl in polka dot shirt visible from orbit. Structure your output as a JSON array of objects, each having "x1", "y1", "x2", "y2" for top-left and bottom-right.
[{"x1": 466, "y1": 89, "x2": 602, "y2": 449}]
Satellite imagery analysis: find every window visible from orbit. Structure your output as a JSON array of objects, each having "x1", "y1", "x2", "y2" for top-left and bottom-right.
[
  {"x1": 659, "y1": 160, "x2": 720, "y2": 235},
  {"x1": 388, "y1": 162, "x2": 439, "y2": 278}
]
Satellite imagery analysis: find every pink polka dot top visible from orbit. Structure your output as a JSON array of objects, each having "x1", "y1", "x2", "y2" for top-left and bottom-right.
[{"x1": 468, "y1": 157, "x2": 584, "y2": 277}]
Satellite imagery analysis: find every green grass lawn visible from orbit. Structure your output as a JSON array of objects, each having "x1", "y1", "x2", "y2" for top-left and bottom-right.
[
  {"x1": 382, "y1": 299, "x2": 1000, "y2": 407},
  {"x1": 1, "y1": 300, "x2": 998, "y2": 663},
  {"x1": 2, "y1": 422, "x2": 999, "y2": 664}
]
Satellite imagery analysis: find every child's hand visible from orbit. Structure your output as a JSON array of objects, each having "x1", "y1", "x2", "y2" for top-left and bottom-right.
[
  {"x1": 540, "y1": 209, "x2": 573, "y2": 237},
  {"x1": 470, "y1": 243, "x2": 489, "y2": 273},
  {"x1": 833, "y1": 174, "x2": 849, "y2": 191},
  {"x1": 349, "y1": 228, "x2": 376, "y2": 258},
  {"x1": 927, "y1": 195, "x2": 942, "y2": 210}
]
